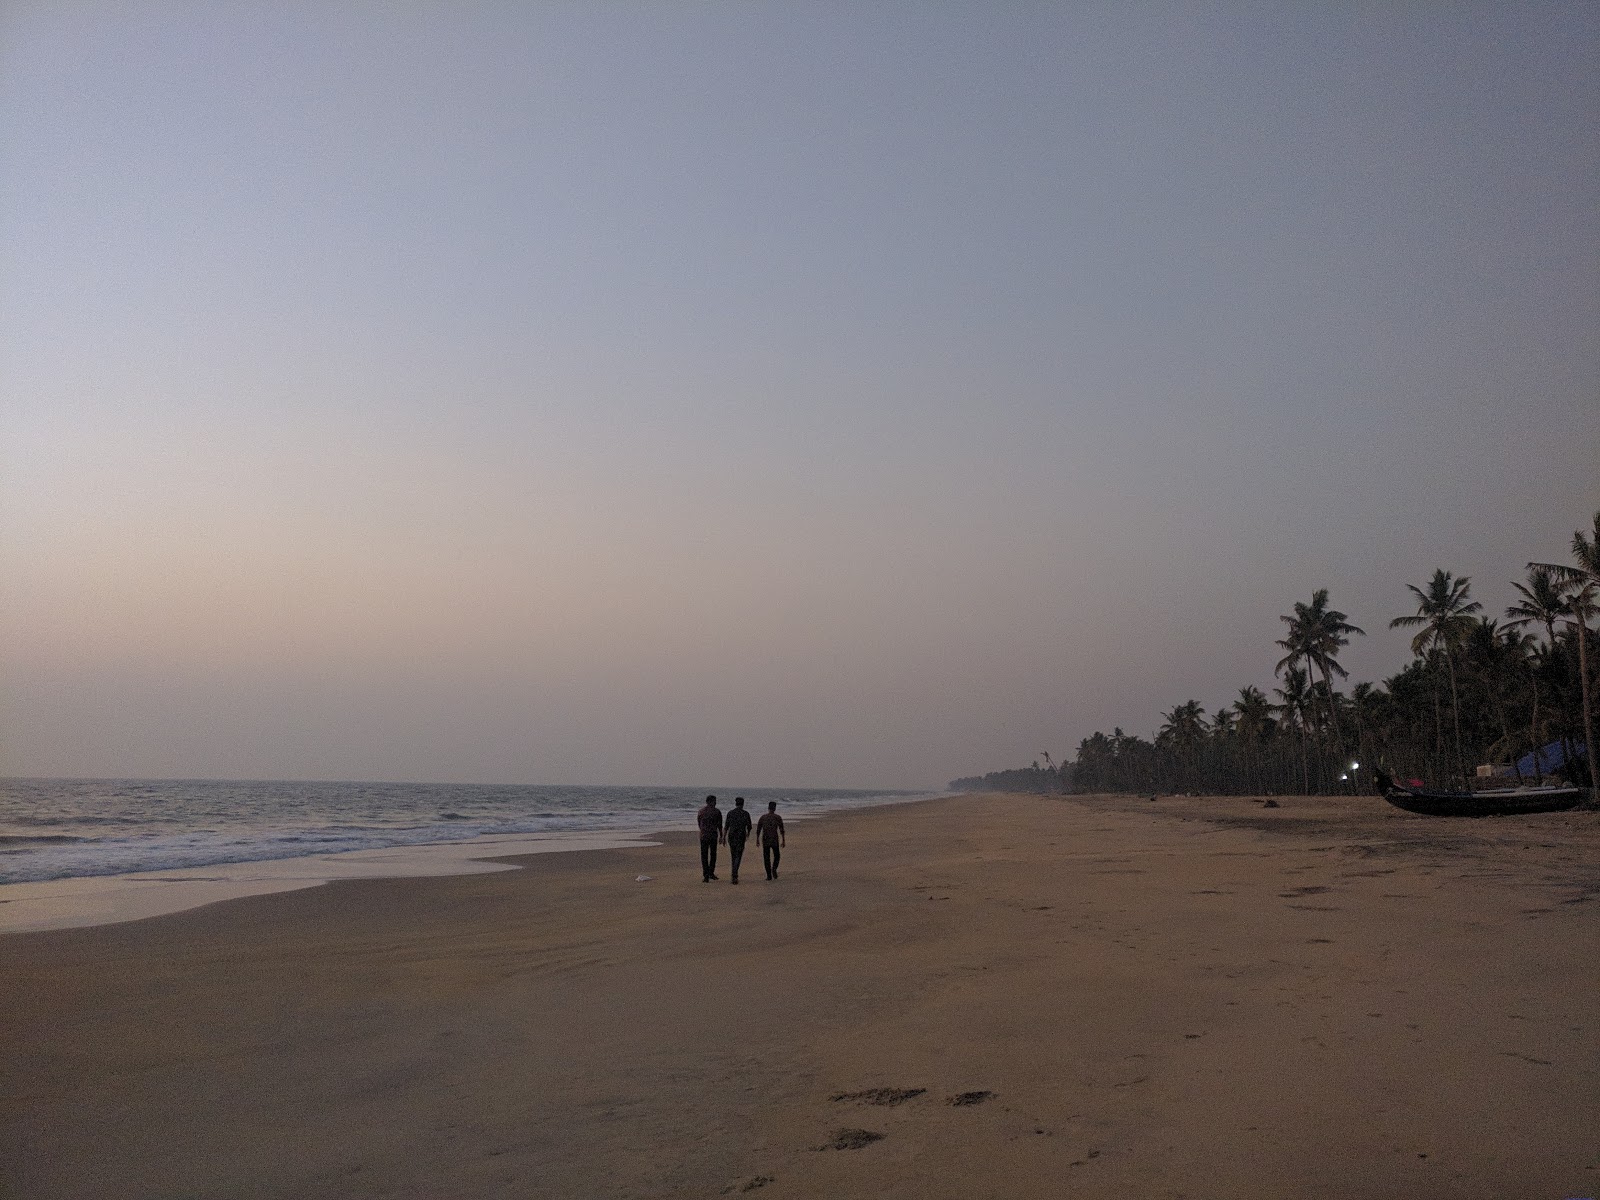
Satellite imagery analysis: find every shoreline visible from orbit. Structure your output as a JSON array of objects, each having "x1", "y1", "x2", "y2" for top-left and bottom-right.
[
  {"x1": 4, "y1": 791, "x2": 1596, "y2": 1198},
  {"x1": 0, "y1": 793, "x2": 941, "y2": 935},
  {"x1": 0, "y1": 830, "x2": 662, "y2": 935}
]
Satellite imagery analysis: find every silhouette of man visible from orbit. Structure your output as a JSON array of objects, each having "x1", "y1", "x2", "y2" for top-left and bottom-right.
[
  {"x1": 756, "y1": 800, "x2": 785, "y2": 880},
  {"x1": 723, "y1": 796, "x2": 753, "y2": 884},
  {"x1": 697, "y1": 795, "x2": 722, "y2": 882}
]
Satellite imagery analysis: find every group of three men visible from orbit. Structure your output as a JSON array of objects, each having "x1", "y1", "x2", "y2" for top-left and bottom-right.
[{"x1": 696, "y1": 795, "x2": 785, "y2": 884}]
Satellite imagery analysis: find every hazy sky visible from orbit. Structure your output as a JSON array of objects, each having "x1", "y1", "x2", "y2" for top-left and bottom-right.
[{"x1": 3, "y1": 3, "x2": 1597, "y2": 789}]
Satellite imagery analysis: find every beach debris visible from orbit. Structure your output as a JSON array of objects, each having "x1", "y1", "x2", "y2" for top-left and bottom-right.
[
  {"x1": 815, "y1": 1128, "x2": 884, "y2": 1151},
  {"x1": 634, "y1": 875, "x2": 654, "y2": 882},
  {"x1": 1263, "y1": 799, "x2": 1280, "y2": 808},
  {"x1": 947, "y1": 1090, "x2": 995, "y2": 1106},
  {"x1": 740, "y1": 1176, "x2": 774, "y2": 1192},
  {"x1": 829, "y1": 1087, "x2": 925, "y2": 1106}
]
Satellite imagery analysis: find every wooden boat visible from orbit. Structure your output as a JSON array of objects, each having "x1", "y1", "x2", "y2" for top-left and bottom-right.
[{"x1": 1375, "y1": 770, "x2": 1586, "y2": 817}]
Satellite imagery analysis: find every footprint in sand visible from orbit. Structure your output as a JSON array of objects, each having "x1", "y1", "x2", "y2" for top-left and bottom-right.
[
  {"x1": 815, "y1": 1129, "x2": 884, "y2": 1151},
  {"x1": 830, "y1": 1087, "x2": 925, "y2": 1106},
  {"x1": 947, "y1": 1090, "x2": 995, "y2": 1106}
]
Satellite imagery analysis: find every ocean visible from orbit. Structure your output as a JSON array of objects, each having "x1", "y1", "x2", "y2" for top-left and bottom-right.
[{"x1": 0, "y1": 777, "x2": 931, "y2": 887}]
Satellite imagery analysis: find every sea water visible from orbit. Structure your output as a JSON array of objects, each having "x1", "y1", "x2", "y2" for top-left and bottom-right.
[{"x1": 0, "y1": 777, "x2": 929, "y2": 886}]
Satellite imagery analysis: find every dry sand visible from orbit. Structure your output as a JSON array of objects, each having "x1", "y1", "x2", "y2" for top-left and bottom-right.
[{"x1": 2, "y1": 791, "x2": 1596, "y2": 1199}]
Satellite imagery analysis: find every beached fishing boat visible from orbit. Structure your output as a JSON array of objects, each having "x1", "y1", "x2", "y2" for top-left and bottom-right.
[{"x1": 1374, "y1": 770, "x2": 1586, "y2": 817}]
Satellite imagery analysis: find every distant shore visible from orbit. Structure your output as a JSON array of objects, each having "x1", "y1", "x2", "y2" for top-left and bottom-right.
[{"x1": 4, "y1": 791, "x2": 1596, "y2": 1199}]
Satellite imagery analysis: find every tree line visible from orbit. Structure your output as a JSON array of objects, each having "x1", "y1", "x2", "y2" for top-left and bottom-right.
[{"x1": 953, "y1": 511, "x2": 1598, "y2": 797}]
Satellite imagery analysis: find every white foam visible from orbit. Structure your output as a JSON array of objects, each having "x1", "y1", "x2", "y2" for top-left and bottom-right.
[{"x1": 0, "y1": 830, "x2": 661, "y2": 934}]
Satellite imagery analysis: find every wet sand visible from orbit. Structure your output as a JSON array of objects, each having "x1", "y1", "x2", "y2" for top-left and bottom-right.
[{"x1": 3, "y1": 791, "x2": 1596, "y2": 1199}]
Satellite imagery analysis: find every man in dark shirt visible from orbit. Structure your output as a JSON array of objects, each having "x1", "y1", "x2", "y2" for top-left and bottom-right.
[
  {"x1": 755, "y1": 800, "x2": 785, "y2": 880},
  {"x1": 723, "y1": 796, "x2": 753, "y2": 884},
  {"x1": 696, "y1": 795, "x2": 723, "y2": 882}
]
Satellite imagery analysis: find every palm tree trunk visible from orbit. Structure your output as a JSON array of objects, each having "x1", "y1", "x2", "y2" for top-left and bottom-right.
[
  {"x1": 1494, "y1": 693, "x2": 1521, "y2": 783},
  {"x1": 1431, "y1": 664, "x2": 1444, "y2": 756},
  {"x1": 1315, "y1": 656, "x2": 1348, "y2": 760},
  {"x1": 1576, "y1": 616, "x2": 1596, "y2": 788},
  {"x1": 1479, "y1": 666, "x2": 1520, "y2": 782},
  {"x1": 1528, "y1": 674, "x2": 1543, "y2": 784},
  {"x1": 1541, "y1": 616, "x2": 1566, "y2": 784},
  {"x1": 1444, "y1": 648, "x2": 1469, "y2": 787}
]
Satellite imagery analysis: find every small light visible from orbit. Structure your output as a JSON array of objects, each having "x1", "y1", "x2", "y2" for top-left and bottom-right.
[
  {"x1": 1340, "y1": 773, "x2": 1349, "y2": 781},
  {"x1": 1350, "y1": 761, "x2": 1360, "y2": 770}
]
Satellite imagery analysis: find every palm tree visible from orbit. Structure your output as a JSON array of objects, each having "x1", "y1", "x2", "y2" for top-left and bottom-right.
[
  {"x1": 1520, "y1": 641, "x2": 1567, "y2": 784},
  {"x1": 1495, "y1": 626, "x2": 1541, "y2": 782},
  {"x1": 1277, "y1": 590, "x2": 1365, "y2": 761},
  {"x1": 1529, "y1": 510, "x2": 1600, "y2": 786},
  {"x1": 1506, "y1": 567, "x2": 1570, "y2": 651},
  {"x1": 1349, "y1": 681, "x2": 1387, "y2": 781},
  {"x1": 1232, "y1": 685, "x2": 1277, "y2": 795},
  {"x1": 1158, "y1": 700, "x2": 1207, "y2": 790},
  {"x1": 1462, "y1": 617, "x2": 1531, "y2": 781},
  {"x1": 1159, "y1": 700, "x2": 1208, "y2": 745},
  {"x1": 1233, "y1": 686, "x2": 1274, "y2": 740},
  {"x1": 1505, "y1": 566, "x2": 1571, "y2": 781},
  {"x1": 1273, "y1": 667, "x2": 1312, "y2": 793},
  {"x1": 1391, "y1": 570, "x2": 1481, "y2": 785}
]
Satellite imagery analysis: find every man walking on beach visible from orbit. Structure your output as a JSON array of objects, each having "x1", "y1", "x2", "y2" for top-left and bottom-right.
[
  {"x1": 697, "y1": 795, "x2": 723, "y2": 882},
  {"x1": 724, "y1": 796, "x2": 753, "y2": 884},
  {"x1": 756, "y1": 800, "x2": 785, "y2": 880}
]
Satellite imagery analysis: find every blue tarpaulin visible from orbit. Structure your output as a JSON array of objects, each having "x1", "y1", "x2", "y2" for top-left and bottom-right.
[{"x1": 1515, "y1": 740, "x2": 1587, "y2": 777}]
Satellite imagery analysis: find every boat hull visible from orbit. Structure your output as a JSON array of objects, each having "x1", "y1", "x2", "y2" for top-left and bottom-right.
[{"x1": 1382, "y1": 787, "x2": 1585, "y2": 817}]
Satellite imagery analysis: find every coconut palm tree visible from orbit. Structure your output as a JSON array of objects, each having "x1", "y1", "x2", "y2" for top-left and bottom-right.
[
  {"x1": 1493, "y1": 626, "x2": 1541, "y2": 782},
  {"x1": 1505, "y1": 567, "x2": 1572, "y2": 781},
  {"x1": 1230, "y1": 686, "x2": 1276, "y2": 793},
  {"x1": 1232, "y1": 686, "x2": 1274, "y2": 740},
  {"x1": 1391, "y1": 570, "x2": 1481, "y2": 785},
  {"x1": 1529, "y1": 510, "x2": 1600, "y2": 785},
  {"x1": 1158, "y1": 700, "x2": 1207, "y2": 789},
  {"x1": 1273, "y1": 667, "x2": 1312, "y2": 792},
  {"x1": 1277, "y1": 590, "x2": 1365, "y2": 760},
  {"x1": 1506, "y1": 567, "x2": 1570, "y2": 651},
  {"x1": 1158, "y1": 701, "x2": 1205, "y2": 744},
  {"x1": 1348, "y1": 681, "x2": 1388, "y2": 781},
  {"x1": 1275, "y1": 626, "x2": 1324, "y2": 762},
  {"x1": 1519, "y1": 640, "x2": 1570, "y2": 784},
  {"x1": 1462, "y1": 617, "x2": 1533, "y2": 780}
]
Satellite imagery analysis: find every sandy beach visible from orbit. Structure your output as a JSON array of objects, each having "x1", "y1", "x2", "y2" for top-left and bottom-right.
[{"x1": 2, "y1": 791, "x2": 1596, "y2": 1199}]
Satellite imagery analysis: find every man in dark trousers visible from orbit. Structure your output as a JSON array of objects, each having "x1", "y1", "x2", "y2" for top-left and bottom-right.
[
  {"x1": 723, "y1": 796, "x2": 753, "y2": 884},
  {"x1": 756, "y1": 800, "x2": 785, "y2": 880},
  {"x1": 696, "y1": 795, "x2": 723, "y2": 882}
]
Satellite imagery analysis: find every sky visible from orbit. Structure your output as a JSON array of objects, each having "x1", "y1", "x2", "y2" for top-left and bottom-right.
[{"x1": 2, "y1": 2, "x2": 1597, "y2": 790}]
